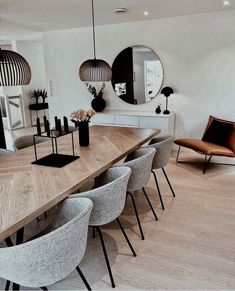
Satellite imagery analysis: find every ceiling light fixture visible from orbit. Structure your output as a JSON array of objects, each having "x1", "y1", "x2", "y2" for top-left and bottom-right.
[
  {"x1": 114, "y1": 8, "x2": 128, "y2": 14},
  {"x1": 0, "y1": 48, "x2": 31, "y2": 86},
  {"x1": 79, "y1": 0, "x2": 112, "y2": 82},
  {"x1": 223, "y1": 0, "x2": 230, "y2": 6},
  {"x1": 144, "y1": 11, "x2": 149, "y2": 16}
]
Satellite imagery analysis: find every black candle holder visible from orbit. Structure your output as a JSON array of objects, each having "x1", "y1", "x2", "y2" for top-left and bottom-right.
[{"x1": 31, "y1": 116, "x2": 79, "y2": 168}]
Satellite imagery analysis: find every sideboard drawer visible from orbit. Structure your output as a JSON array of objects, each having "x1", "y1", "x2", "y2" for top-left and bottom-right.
[
  {"x1": 91, "y1": 111, "x2": 175, "y2": 135},
  {"x1": 139, "y1": 116, "x2": 164, "y2": 129},
  {"x1": 115, "y1": 115, "x2": 139, "y2": 127},
  {"x1": 92, "y1": 114, "x2": 115, "y2": 124}
]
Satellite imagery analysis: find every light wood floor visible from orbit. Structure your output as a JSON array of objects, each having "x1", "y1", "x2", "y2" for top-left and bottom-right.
[{"x1": 0, "y1": 147, "x2": 235, "y2": 290}]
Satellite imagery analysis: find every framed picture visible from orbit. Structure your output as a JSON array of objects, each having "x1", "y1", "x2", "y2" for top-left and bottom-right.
[{"x1": 115, "y1": 83, "x2": 126, "y2": 96}]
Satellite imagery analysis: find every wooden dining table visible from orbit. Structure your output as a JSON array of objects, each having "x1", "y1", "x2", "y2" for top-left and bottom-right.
[{"x1": 0, "y1": 125, "x2": 160, "y2": 241}]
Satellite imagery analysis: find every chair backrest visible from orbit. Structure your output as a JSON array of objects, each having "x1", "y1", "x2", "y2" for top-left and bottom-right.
[
  {"x1": 75, "y1": 166, "x2": 131, "y2": 226},
  {"x1": 13, "y1": 135, "x2": 47, "y2": 150},
  {"x1": 0, "y1": 197, "x2": 93, "y2": 288},
  {"x1": 0, "y1": 148, "x2": 13, "y2": 156},
  {"x1": 146, "y1": 135, "x2": 175, "y2": 169},
  {"x1": 123, "y1": 147, "x2": 156, "y2": 192},
  {"x1": 202, "y1": 115, "x2": 235, "y2": 153}
]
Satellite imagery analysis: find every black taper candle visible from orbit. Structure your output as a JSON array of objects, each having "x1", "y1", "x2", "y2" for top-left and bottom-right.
[
  {"x1": 45, "y1": 120, "x2": 50, "y2": 137},
  {"x1": 57, "y1": 119, "x2": 62, "y2": 136},
  {"x1": 43, "y1": 115, "x2": 47, "y2": 131},
  {"x1": 36, "y1": 118, "x2": 41, "y2": 136},
  {"x1": 63, "y1": 116, "x2": 69, "y2": 133},
  {"x1": 54, "y1": 116, "x2": 58, "y2": 130}
]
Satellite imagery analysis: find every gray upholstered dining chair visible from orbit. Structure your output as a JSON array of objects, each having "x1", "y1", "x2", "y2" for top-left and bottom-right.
[
  {"x1": 0, "y1": 148, "x2": 13, "y2": 156},
  {"x1": 13, "y1": 135, "x2": 47, "y2": 150},
  {"x1": 0, "y1": 197, "x2": 93, "y2": 291},
  {"x1": 70, "y1": 166, "x2": 136, "y2": 289},
  {"x1": 122, "y1": 147, "x2": 157, "y2": 241},
  {"x1": 145, "y1": 135, "x2": 176, "y2": 210}
]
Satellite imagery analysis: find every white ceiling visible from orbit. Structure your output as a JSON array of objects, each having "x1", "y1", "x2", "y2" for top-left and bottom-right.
[{"x1": 0, "y1": 0, "x2": 234, "y2": 41}]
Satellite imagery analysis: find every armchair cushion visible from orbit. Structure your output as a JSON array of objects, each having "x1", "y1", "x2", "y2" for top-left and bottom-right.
[{"x1": 174, "y1": 138, "x2": 235, "y2": 156}]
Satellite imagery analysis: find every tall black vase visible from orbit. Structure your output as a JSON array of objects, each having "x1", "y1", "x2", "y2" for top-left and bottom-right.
[
  {"x1": 91, "y1": 97, "x2": 106, "y2": 112},
  {"x1": 78, "y1": 121, "x2": 89, "y2": 146}
]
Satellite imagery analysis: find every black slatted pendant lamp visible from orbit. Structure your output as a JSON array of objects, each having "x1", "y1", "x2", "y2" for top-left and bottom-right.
[
  {"x1": 0, "y1": 48, "x2": 31, "y2": 86},
  {"x1": 79, "y1": 0, "x2": 112, "y2": 82}
]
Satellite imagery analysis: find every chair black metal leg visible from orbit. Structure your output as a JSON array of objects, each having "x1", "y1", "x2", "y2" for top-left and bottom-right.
[
  {"x1": 126, "y1": 191, "x2": 145, "y2": 240},
  {"x1": 203, "y1": 155, "x2": 208, "y2": 174},
  {"x1": 176, "y1": 146, "x2": 181, "y2": 162},
  {"x1": 40, "y1": 287, "x2": 48, "y2": 290},
  {"x1": 208, "y1": 155, "x2": 212, "y2": 163},
  {"x1": 4, "y1": 237, "x2": 14, "y2": 247},
  {"x1": 16, "y1": 227, "x2": 24, "y2": 245},
  {"x1": 5, "y1": 280, "x2": 10, "y2": 291},
  {"x1": 203, "y1": 155, "x2": 212, "y2": 174},
  {"x1": 161, "y1": 168, "x2": 176, "y2": 197},
  {"x1": 12, "y1": 283, "x2": 20, "y2": 290},
  {"x1": 96, "y1": 226, "x2": 115, "y2": 288},
  {"x1": 151, "y1": 170, "x2": 165, "y2": 210},
  {"x1": 76, "y1": 266, "x2": 92, "y2": 291},
  {"x1": 142, "y1": 188, "x2": 158, "y2": 221},
  {"x1": 116, "y1": 218, "x2": 137, "y2": 257},
  {"x1": 92, "y1": 227, "x2": 96, "y2": 238}
]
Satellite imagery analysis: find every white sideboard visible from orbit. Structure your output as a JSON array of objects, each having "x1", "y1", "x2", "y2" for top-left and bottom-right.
[{"x1": 91, "y1": 110, "x2": 175, "y2": 135}]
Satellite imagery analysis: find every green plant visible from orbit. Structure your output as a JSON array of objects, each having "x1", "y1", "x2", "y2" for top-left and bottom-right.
[
  {"x1": 85, "y1": 82, "x2": 106, "y2": 98},
  {"x1": 31, "y1": 89, "x2": 47, "y2": 103}
]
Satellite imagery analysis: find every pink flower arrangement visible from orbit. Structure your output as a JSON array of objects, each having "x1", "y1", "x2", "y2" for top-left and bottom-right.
[{"x1": 71, "y1": 109, "x2": 96, "y2": 127}]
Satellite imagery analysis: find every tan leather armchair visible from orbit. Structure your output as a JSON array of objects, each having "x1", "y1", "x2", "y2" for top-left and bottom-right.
[{"x1": 174, "y1": 116, "x2": 235, "y2": 173}]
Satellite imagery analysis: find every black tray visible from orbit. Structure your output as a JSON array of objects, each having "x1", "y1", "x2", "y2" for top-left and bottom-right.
[{"x1": 32, "y1": 153, "x2": 79, "y2": 168}]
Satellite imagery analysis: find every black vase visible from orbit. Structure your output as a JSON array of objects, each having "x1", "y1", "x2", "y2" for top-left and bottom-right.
[
  {"x1": 91, "y1": 97, "x2": 106, "y2": 112},
  {"x1": 78, "y1": 121, "x2": 89, "y2": 146}
]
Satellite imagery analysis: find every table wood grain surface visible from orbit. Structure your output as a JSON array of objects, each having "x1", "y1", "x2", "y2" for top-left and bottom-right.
[{"x1": 0, "y1": 125, "x2": 160, "y2": 241}]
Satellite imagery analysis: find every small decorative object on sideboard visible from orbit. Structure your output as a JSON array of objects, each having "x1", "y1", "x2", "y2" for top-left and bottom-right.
[
  {"x1": 155, "y1": 104, "x2": 161, "y2": 114},
  {"x1": 29, "y1": 89, "x2": 49, "y2": 126},
  {"x1": 30, "y1": 89, "x2": 48, "y2": 107},
  {"x1": 32, "y1": 115, "x2": 79, "y2": 168},
  {"x1": 161, "y1": 86, "x2": 174, "y2": 115},
  {"x1": 85, "y1": 82, "x2": 106, "y2": 112},
  {"x1": 71, "y1": 109, "x2": 96, "y2": 146}
]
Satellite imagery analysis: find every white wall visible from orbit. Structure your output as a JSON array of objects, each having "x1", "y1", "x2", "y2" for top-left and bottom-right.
[
  {"x1": 42, "y1": 10, "x2": 235, "y2": 138},
  {"x1": 15, "y1": 41, "x2": 47, "y2": 126}
]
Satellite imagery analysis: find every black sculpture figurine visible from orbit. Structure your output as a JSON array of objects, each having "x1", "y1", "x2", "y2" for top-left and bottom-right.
[{"x1": 155, "y1": 104, "x2": 161, "y2": 114}]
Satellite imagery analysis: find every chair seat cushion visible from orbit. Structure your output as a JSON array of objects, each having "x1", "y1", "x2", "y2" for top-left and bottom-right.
[{"x1": 174, "y1": 138, "x2": 235, "y2": 156}]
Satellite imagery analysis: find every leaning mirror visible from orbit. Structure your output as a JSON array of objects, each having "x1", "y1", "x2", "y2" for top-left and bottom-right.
[{"x1": 111, "y1": 45, "x2": 163, "y2": 105}]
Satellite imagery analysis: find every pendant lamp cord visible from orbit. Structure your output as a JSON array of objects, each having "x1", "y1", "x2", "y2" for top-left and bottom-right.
[{"x1": 91, "y1": 0, "x2": 96, "y2": 60}]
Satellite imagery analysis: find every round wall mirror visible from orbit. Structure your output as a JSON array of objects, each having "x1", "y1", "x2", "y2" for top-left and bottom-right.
[{"x1": 111, "y1": 45, "x2": 163, "y2": 105}]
